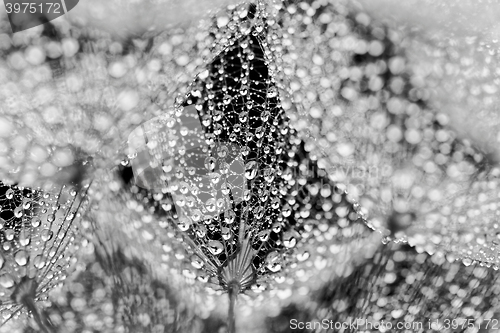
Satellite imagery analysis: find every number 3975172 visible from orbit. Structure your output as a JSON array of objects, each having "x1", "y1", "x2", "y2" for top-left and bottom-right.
[{"x1": 5, "y1": 2, "x2": 61, "y2": 14}]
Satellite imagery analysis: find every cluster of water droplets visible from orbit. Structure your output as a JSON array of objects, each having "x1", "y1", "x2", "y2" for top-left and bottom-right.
[
  {"x1": 1, "y1": 0, "x2": 500, "y2": 330},
  {"x1": 120, "y1": 2, "x2": 375, "y2": 298},
  {"x1": 0, "y1": 181, "x2": 89, "y2": 325},
  {"x1": 261, "y1": 241, "x2": 500, "y2": 333},
  {"x1": 0, "y1": 15, "x2": 175, "y2": 189},
  {"x1": 262, "y1": 0, "x2": 500, "y2": 268}
]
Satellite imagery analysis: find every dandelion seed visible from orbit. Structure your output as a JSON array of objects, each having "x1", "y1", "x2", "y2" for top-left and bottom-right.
[
  {"x1": 0, "y1": 181, "x2": 91, "y2": 331},
  {"x1": 125, "y1": 4, "x2": 373, "y2": 331}
]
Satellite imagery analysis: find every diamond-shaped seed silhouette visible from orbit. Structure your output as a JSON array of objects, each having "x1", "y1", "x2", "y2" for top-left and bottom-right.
[{"x1": 126, "y1": 4, "x2": 374, "y2": 331}]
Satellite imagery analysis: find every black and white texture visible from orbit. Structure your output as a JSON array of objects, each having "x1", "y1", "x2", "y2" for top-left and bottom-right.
[{"x1": 0, "y1": 0, "x2": 499, "y2": 332}]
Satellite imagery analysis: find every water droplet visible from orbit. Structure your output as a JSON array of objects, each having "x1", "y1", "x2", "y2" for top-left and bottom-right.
[
  {"x1": 48, "y1": 248, "x2": 57, "y2": 258},
  {"x1": 197, "y1": 274, "x2": 209, "y2": 283},
  {"x1": 0, "y1": 274, "x2": 15, "y2": 288},
  {"x1": 263, "y1": 168, "x2": 275, "y2": 183},
  {"x1": 245, "y1": 161, "x2": 258, "y2": 180},
  {"x1": 251, "y1": 283, "x2": 266, "y2": 294},
  {"x1": 239, "y1": 111, "x2": 248, "y2": 123},
  {"x1": 14, "y1": 206, "x2": 23, "y2": 218},
  {"x1": 19, "y1": 230, "x2": 30, "y2": 246},
  {"x1": 209, "y1": 172, "x2": 221, "y2": 185},
  {"x1": 5, "y1": 229, "x2": 15, "y2": 241},
  {"x1": 207, "y1": 240, "x2": 223, "y2": 255},
  {"x1": 267, "y1": 87, "x2": 278, "y2": 98},
  {"x1": 254, "y1": 206, "x2": 265, "y2": 219},
  {"x1": 191, "y1": 255, "x2": 204, "y2": 269},
  {"x1": 205, "y1": 198, "x2": 216, "y2": 213},
  {"x1": 202, "y1": 115, "x2": 211, "y2": 127},
  {"x1": 34, "y1": 255, "x2": 46, "y2": 269},
  {"x1": 258, "y1": 230, "x2": 270, "y2": 242},
  {"x1": 240, "y1": 85, "x2": 248, "y2": 96},
  {"x1": 179, "y1": 182, "x2": 189, "y2": 195},
  {"x1": 179, "y1": 126, "x2": 189, "y2": 136},
  {"x1": 260, "y1": 110, "x2": 270, "y2": 122},
  {"x1": 224, "y1": 210, "x2": 236, "y2": 224},
  {"x1": 229, "y1": 132, "x2": 238, "y2": 142},
  {"x1": 223, "y1": 94, "x2": 232, "y2": 105},
  {"x1": 47, "y1": 214, "x2": 55, "y2": 223},
  {"x1": 184, "y1": 196, "x2": 195, "y2": 209},
  {"x1": 462, "y1": 258, "x2": 473, "y2": 266},
  {"x1": 178, "y1": 218, "x2": 190, "y2": 232},
  {"x1": 271, "y1": 198, "x2": 280, "y2": 209},
  {"x1": 282, "y1": 205, "x2": 292, "y2": 217},
  {"x1": 14, "y1": 251, "x2": 28, "y2": 266},
  {"x1": 213, "y1": 110, "x2": 223, "y2": 122},
  {"x1": 217, "y1": 146, "x2": 228, "y2": 158},
  {"x1": 5, "y1": 189, "x2": 14, "y2": 200},
  {"x1": 205, "y1": 157, "x2": 217, "y2": 171},
  {"x1": 196, "y1": 225, "x2": 207, "y2": 238},
  {"x1": 23, "y1": 200, "x2": 31, "y2": 209},
  {"x1": 266, "y1": 252, "x2": 282, "y2": 272},
  {"x1": 243, "y1": 189, "x2": 252, "y2": 201},
  {"x1": 221, "y1": 183, "x2": 231, "y2": 196},
  {"x1": 221, "y1": 227, "x2": 231, "y2": 240},
  {"x1": 217, "y1": 198, "x2": 225, "y2": 209},
  {"x1": 297, "y1": 251, "x2": 310, "y2": 262},
  {"x1": 32, "y1": 218, "x2": 41, "y2": 228},
  {"x1": 283, "y1": 231, "x2": 298, "y2": 248},
  {"x1": 41, "y1": 229, "x2": 54, "y2": 242}
]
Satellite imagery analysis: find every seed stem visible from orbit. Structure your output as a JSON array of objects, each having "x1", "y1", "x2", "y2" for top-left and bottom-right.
[
  {"x1": 23, "y1": 297, "x2": 52, "y2": 333},
  {"x1": 228, "y1": 282, "x2": 239, "y2": 333}
]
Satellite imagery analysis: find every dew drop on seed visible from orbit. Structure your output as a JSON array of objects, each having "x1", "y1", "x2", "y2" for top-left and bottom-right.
[
  {"x1": 5, "y1": 229, "x2": 14, "y2": 241},
  {"x1": 224, "y1": 210, "x2": 236, "y2": 224},
  {"x1": 267, "y1": 87, "x2": 278, "y2": 98},
  {"x1": 245, "y1": 161, "x2": 258, "y2": 180},
  {"x1": 14, "y1": 251, "x2": 28, "y2": 266},
  {"x1": 34, "y1": 255, "x2": 46, "y2": 269},
  {"x1": 19, "y1": 230, "x2": 30, "y2": 246},
  {"x1": 14, "y1": 207, "x2": 23, "y2": 218},
  {"x1": 258, "y1": 230, "x2": 270, "y2": 242},
  {"x1": 266, "y1": 251, "x2": 282, "y2": 272},
  {"x1": 204, "y1": 157, "x2": 216, "y2": 171},
  {"x1": 41, "y1": 229, "x2": 54, "y2": 242},
  {"x1": 5, "y1": 189, "x2": 14, "y2": 200},
  {"x1": 32, "y1": 218, "x2": 41, "y2": 228},
  {"x1": 297, "y1": 251, "x2": 310, "y2": 262},
  {"x1": 191, "y1": 255, "x2": 204, "y2": 269},
  {"x1": 207, "y1": 240, "x2": 223, "y2": 255},
  {"x1": 0, "y1": 274, "x2": 15, "y2": 288}
]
